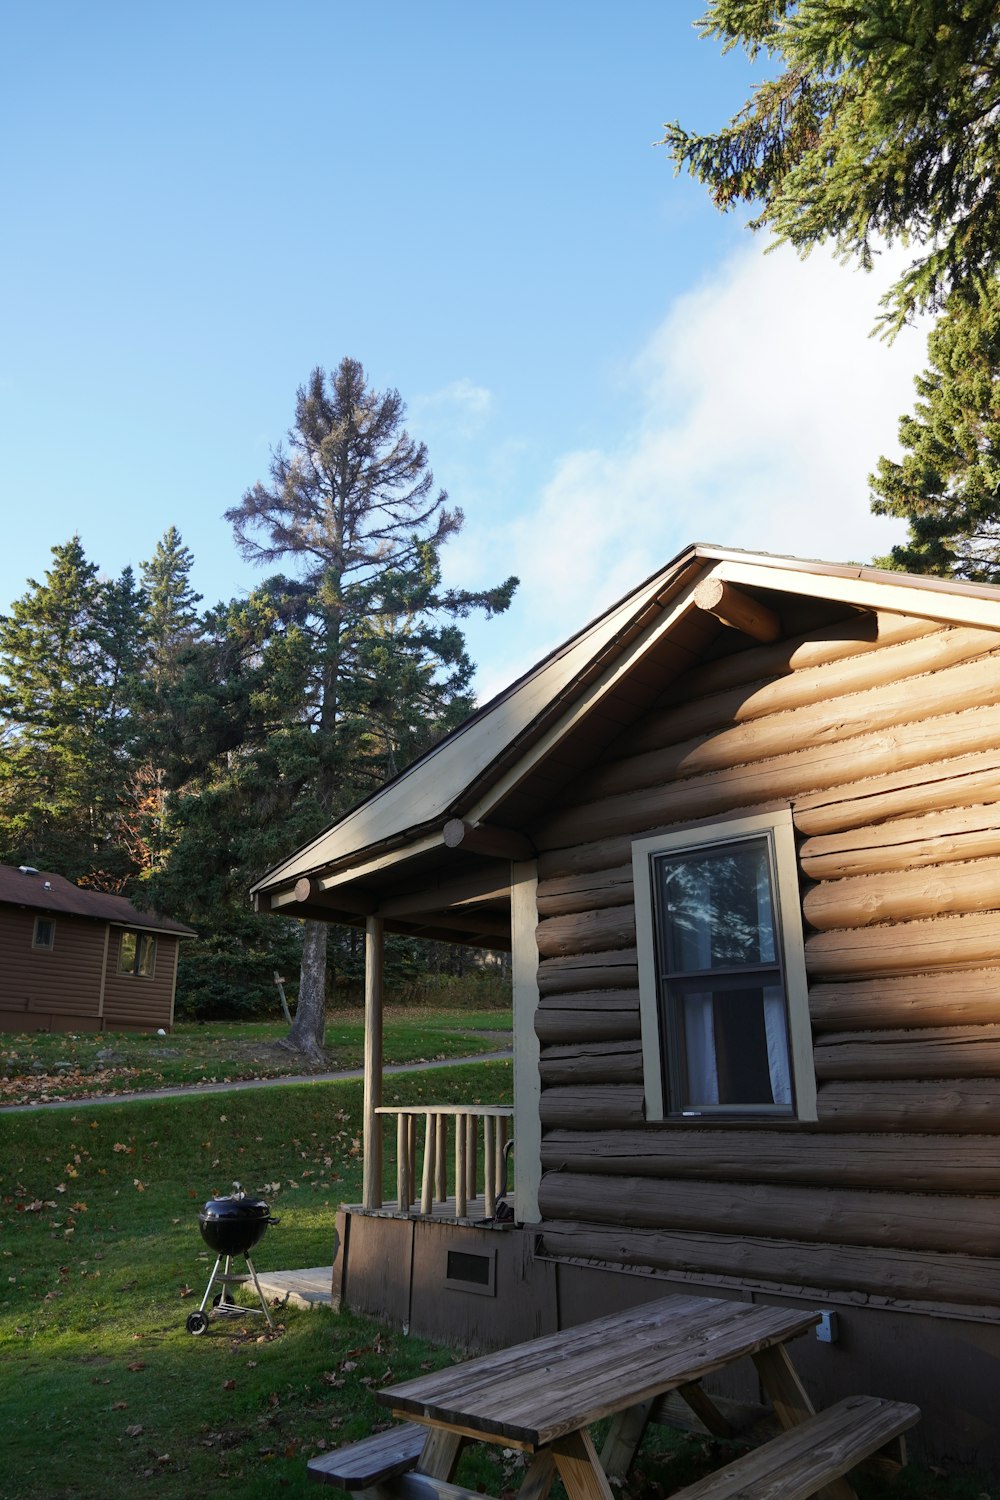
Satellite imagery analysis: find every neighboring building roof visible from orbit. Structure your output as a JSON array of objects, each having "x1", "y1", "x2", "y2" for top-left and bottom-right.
[
  {"x1": 0, "y1": 864, "x2": 196, "y2": 937},
  {"x1": 251, "y1": 542, "x2": 1000, "y2": 928}
]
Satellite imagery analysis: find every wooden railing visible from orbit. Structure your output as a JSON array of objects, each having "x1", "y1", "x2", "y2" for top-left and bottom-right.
[{"x1": 372, "y1": 1105, "x2": 513, "y2": 1217}]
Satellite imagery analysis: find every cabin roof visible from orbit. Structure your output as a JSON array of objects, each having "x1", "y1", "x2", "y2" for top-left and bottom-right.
[
  {"x1": 0, "y1": 864, "x2": 196, "y2": 936},
  {"x1": 251, "y1": 543, "x2": 1000, "y2": 942}
]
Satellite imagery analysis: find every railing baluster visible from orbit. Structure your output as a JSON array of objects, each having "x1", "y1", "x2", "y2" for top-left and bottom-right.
[
  {"x1": 466, "y1": 1114, "x2": 477, "y2": 1203},
  {"x1": 455, "y1": 1113, "x2": 467, "y2": 1218},
  {"x1": 397, "y1": 1113, "x2": 410, "y2": 1211},
  {"x1": 484, "y1": 1115, "x2": 496, "y2": 1218},
  {"x1": 407, "y1": 1115, "x2": 416, "y2": 1203},
  {"x1": 421, "y1": 1112, "x2": 436, "y2": 1215},
  {"x1": 375, "y1": 1105, "x2": 513, "y2": 1219},
  {"x1": 435, "y1": 1114, "x2": 447, "y2": 1202},
  {"x1": 496, "y1": 1116, "x2": 508, "y2": 1197}
]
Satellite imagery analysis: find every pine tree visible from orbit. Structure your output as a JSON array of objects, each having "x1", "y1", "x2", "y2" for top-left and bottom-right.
[
  {"x1": 661, "y1": 1, "x2": 1000, "y2": 333},
  {"x1": 225, "y1": 358, "x2": 517, "y2": 1059},
  {"x1": 141, "y1": 526, "x2": 203, "y2": 680},
  {"x1": 0, "y1": 537, "x2": 146, "y2": 884},
  {"x1": 870, "y1": 285, "x2": 1000, "y2": 581}
]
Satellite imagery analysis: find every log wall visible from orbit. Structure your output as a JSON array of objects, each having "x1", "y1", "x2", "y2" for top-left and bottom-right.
[{"x1": 529, "y1": 609, "x2": 1000, "y2": 1313}]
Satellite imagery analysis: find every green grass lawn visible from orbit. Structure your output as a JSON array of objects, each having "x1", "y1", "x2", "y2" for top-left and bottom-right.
[
  {"x1": 0, "y1": 1062, "x2": 513, "y2": 1500},
  {"x1": 0, "y1": 1052, "x2": 991, "y2": 1500},
  {"x1": 0, "y1": 1010, "x2": 512, "y2": 1106}
]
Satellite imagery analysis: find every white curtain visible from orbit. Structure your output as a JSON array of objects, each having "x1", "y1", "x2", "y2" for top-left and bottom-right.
[{"x1": 683, "y1": 991, "x2": 719, "y2": 1106}]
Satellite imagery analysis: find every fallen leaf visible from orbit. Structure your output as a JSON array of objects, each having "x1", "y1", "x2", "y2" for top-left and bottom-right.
[
  {"x1": 127, "y1": 1361, "x2": 146, "y2": 1372},
  {"x1": 179, "y1": 1285, "x2": 194, "y2": 1298},
  {"x1": 125, "y1": 1424, "x2": 144, "y2": 1437},
  {"x1": 112, "y1": 1401, "x2": 128, "y2": 1411},
  {"x1": 223, "y1": 1379, "x2": 237, "y2": 1391}
]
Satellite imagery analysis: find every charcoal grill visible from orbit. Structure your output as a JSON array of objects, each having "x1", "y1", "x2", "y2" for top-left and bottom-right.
[{"x1": 185, "y1": 1183, "x2": 280, "y2": 1335}]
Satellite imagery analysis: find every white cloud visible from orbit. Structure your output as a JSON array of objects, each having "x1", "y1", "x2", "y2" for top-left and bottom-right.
[
  {"x1": 412, "y1": 378, "x2": 493, "y2": 436},
  {"x1": 464, "y1": 240, "x2": 929, "y2": 702}
]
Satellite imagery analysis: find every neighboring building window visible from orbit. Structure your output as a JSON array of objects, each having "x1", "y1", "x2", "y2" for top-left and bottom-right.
[
  {"x1": 32, "y1": 916, "x2": 55, "y2": 950},
  {"x1": 119, "y1": 929, "x2": 156, "y2": 977},
  {"x1": 633, "y1": 810, "x2": 816, "y2": 1122}
]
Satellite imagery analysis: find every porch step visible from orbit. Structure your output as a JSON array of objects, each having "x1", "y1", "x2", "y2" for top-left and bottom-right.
[{"x1": 254, "y1": 1266, "x2": 332, "y2": 1309}]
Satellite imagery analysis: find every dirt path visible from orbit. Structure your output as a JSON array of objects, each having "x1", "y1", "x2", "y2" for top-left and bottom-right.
[{"x1": 0, "y1": 1047, "x2": 513, "y2": 1114}]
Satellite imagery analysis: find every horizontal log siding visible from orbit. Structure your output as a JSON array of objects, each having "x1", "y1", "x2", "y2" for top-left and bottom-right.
[{"x1": 530, "y1": 615, "x2": 1000, "y2": 1310}]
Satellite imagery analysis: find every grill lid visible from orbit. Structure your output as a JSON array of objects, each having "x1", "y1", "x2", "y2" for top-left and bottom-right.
[{"x1": 199, "y1": 1183, "x2": 273, "y2": 1223}]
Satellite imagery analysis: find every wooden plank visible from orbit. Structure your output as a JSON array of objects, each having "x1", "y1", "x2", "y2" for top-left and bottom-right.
[
  {"x1": 417, "y1": 1428, "x2": 464, "y2": 1480},
  {"x1": 664, "y1": 1395, "x2": 920, "y2": 1500},
  {"x1": 817, "y1": 1077, "x2": 1000, "y2": 1132},
  {"x1": 536, "y1": 702, "x2": 1000, "y2": 853},
  {"x1": 389, "y1": 1474, "x2": 484, "y2": 1500},
  {"x1": 381, "y1": 1297, "x2": 818, "y2": 1449},
  {"x1": 752, "y1": 1346, "x2": 857, "y2": 1500},
  {"x1": 539, "y1": 1040, "x2": 643, "y2": 1085},
  {"x1": 802, "y1": 857, "x2": 1000, "y2": 930},
  {"x1": 814, "y1": 1025, "x2": 1000, "y2": 1080},
  {"x1": 599, "y1": 1401, "x2": 654, "y2": 1481},
  {"x1": 536, "y1": 904, "x2": 635, "y2": 960},
  {"x1": 535, "y1": 993, "x2": 641, "y2": 1045},
  {"x1": 800, "y1": 803, "x2": 1000, "y2": 880},
  {"x1": 538, "y1": 1086, "x2": 646, "y2": 1128},
  {"x1": 362, "y1": 916, "x2": 385, "y2": 1211},
  {"x1": 535, "y1": 1219, "x2": 1000, "y2": 1308},
  {"x1": 536, "y1": 864, "x2": 634, "y2": 918},
  {"x1": 537, "y1": 950, "x2": 639, "y2": 994},
  {"x1": 538, "y1": 1126, "x2": 1000, "y2": 1192},
  {"x1": 575, "y1": 649, "x2": 1000, "y2": 803},
  {"x1": 809, "y1": 969, "x2": 1000, "y2": 1031},
  {"x1": 665, "y1": 612, "x2": 936, "y2": 709},
  {"x1": 636, "y1": 623, "x2": 994, "y2": 773},
  {"x1": 550, "y1": 1429, "x2": 615, "y2": 1500},
  {"x1": 793, "y1": 749, "x2": 1000, "y2": 836},
  {"x1": 806, "y1": 910, "x2": 1000, "y2": 979},
  {"x1": 537, "y1": 1172, "x2": 1000, "y2": 1256},
  {"x1": 307, "y1": 1422, "x2": 427, "y2": 1487}
]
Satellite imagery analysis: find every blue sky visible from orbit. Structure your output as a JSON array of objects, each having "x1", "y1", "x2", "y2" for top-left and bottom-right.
[{"x1": 1, "y1": 3, "x2": 927, "y2": 698}]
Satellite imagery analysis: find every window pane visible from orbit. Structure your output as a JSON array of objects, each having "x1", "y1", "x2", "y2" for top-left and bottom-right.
[
  {"x1": 656, "y1": 839, "x2": 776, "y2": 971},
  {"x1": 120, "y1": 932, "x2": 137, "y2": 973},
  {"x1": 137, "y1": 936, "x2": 155, "y2": 976},
  {"x1": 677, "y1": 983, "x2": 792, "y2": 1109}
]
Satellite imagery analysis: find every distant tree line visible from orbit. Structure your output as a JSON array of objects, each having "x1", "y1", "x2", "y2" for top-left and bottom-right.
[{"x1": 0, "y1": 360, "x2": 516, "y2": 1044}]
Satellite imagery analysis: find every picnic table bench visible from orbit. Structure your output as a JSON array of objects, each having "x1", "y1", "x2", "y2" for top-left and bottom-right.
[{"x1": 309, "y1": 1293, "x2": 918, "y2": 1500}]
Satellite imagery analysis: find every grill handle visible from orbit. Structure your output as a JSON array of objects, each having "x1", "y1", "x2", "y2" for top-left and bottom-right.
[{"x1": 266, "y1": 1215, "x2": 281, "y2": 1226}]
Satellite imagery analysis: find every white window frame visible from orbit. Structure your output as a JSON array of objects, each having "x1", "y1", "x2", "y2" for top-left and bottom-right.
[
  {"x1": 632, "y1": 808, "x2": 817, "y2": 1123},
  {"x1": 32, "y1": 915, "x2": 56, "y2": 951}
]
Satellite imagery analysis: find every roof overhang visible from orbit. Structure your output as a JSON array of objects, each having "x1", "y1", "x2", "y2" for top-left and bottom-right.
[{"x1": 251, "y1": 544, "x2": 1000, "y2": 944}]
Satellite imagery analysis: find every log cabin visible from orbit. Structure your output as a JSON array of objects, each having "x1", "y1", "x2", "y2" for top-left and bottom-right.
[
  {"x1": 0, "y1": 863, "x2": 195, "y2": 1032},
  {"x1": 251, "y1": 545, "x2": 1000, "y2": 1471}
]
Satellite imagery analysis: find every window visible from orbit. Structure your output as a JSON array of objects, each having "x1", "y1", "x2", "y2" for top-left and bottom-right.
[
  {"x1": 633, "y1": 810, "x2": 816, "y2": 1122},
  {"x1": 32, "y1": 916, "x2": 55, "y2": 950},
  {"x1": 118, "y1": 929, "x2": 156, "y2": 977}
]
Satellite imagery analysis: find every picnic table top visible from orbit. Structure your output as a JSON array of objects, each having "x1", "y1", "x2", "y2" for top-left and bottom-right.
[{"x1": 379, "y1": 1293, "x2": 820, "y2": 1450}]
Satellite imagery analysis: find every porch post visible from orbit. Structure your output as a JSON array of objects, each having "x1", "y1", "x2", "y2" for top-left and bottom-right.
[
  {"x1": 362, "y1": 914, "x2": 384, "y2": 1210},
  {"x1": 511, "y1": 860, "x2": 541, "y2": 1222}
]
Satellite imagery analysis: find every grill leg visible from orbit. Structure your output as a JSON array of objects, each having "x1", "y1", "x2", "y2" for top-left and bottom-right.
[
  {"x1": 244, "y1": 1255, "x2": 275, "y2": 1329},
  {"x1": 198, "y1": 1255, "x2": 223, "y2": 1314}
]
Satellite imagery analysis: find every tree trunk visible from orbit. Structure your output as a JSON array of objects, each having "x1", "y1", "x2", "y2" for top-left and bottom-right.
[{"x1": 282, "y1": 918, "x2": 329, "y2": 1061}]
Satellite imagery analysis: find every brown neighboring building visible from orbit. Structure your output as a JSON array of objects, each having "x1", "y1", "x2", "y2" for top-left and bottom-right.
[
  {"x1": 0, "y1": 864, "x2": 195, "y2": 1033},
  {"x1": 252, "y1": 545, "x2": 1000, "y2": 1470}
]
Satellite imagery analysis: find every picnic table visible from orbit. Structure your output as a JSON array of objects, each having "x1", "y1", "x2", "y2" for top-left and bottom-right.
[{"x1": 309, "y1": 1292, "x2": 918, "y2": 1500}]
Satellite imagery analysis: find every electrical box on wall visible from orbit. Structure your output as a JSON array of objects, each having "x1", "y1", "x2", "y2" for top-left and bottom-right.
[{"x1": 815, "y1": 1310, "x2": 839, "y2": 1344}]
